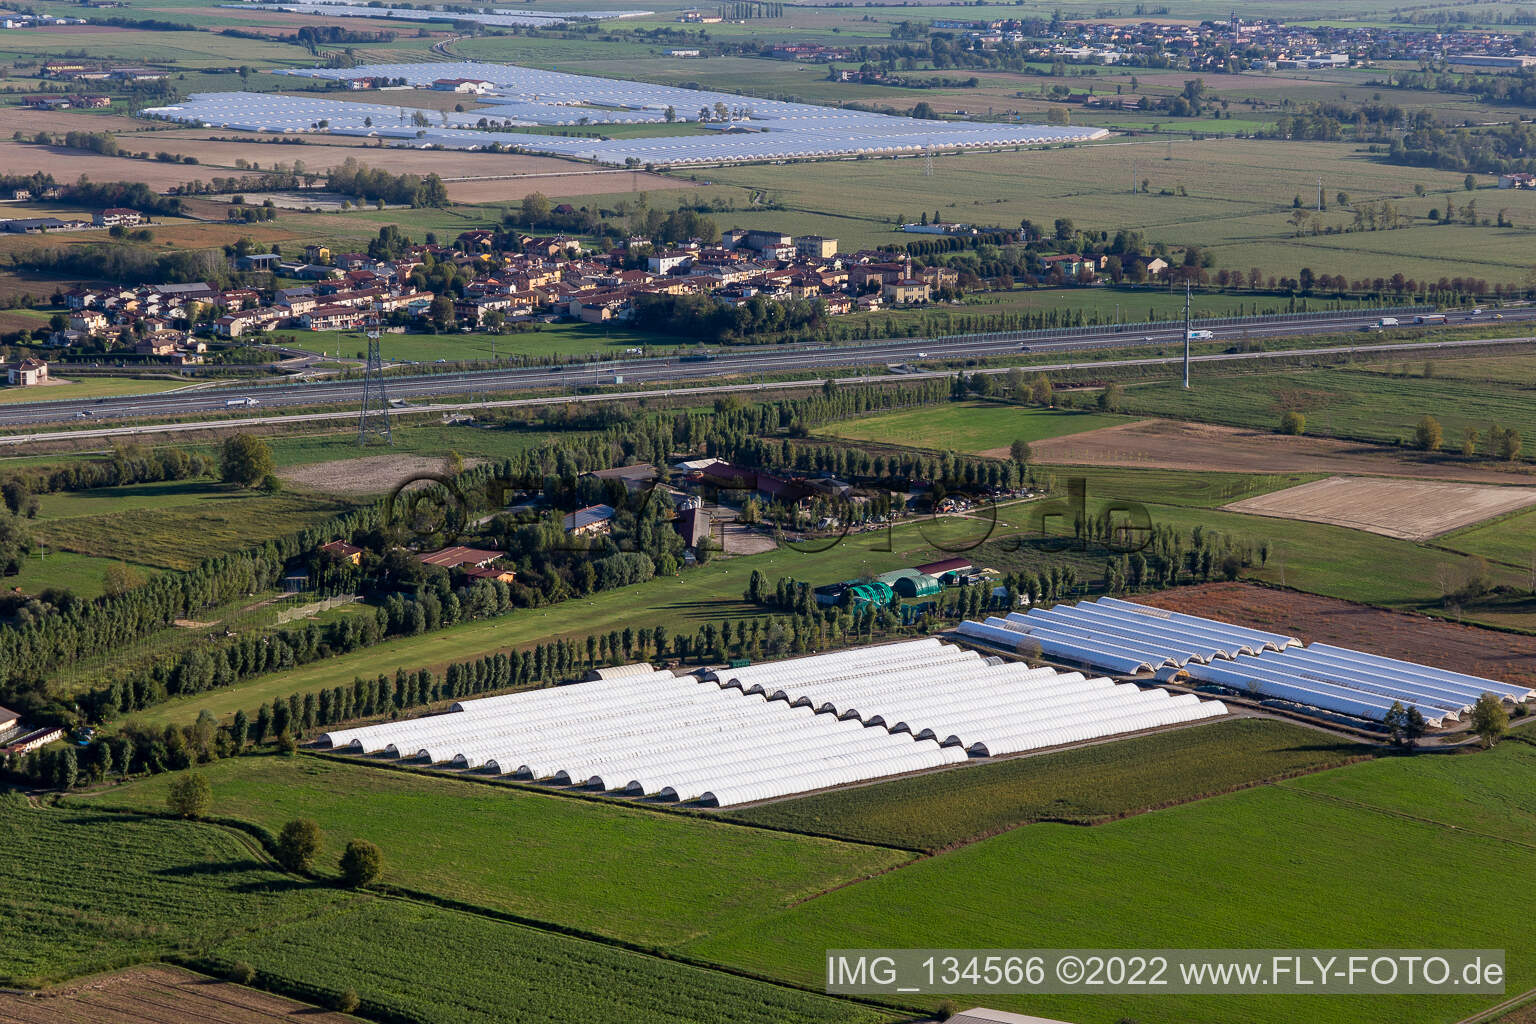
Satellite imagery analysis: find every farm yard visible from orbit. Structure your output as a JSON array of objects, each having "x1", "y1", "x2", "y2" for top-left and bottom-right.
[{"x1": 1222, "y1": 475, "x2": 1536, "y2": 540}]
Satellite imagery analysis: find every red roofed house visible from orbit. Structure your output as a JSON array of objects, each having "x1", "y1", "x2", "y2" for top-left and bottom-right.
[
  {"x1": 7, "y1": 358, "x2": 47, "y2": 386},
  {"x1": 417, "y1": 545, "x2": 503, "y2": 569},
  {"x1": 320, "y1": 540, "x2": 364, "y2": 565}
]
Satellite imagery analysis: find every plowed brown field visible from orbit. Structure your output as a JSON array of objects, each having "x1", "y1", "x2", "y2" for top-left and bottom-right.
[
  {"x1": 1133, "y1": 582, "x2": 1536, "y2": 687},
  {"x1": 0, "y1": 965, "x2": 360, "y2": 1023}
]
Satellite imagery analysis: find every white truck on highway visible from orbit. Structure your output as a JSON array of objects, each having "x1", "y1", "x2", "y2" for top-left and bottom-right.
[
  {"x1": 1377, "y1": 317, "x2": 1399, "y2": 328},
  {"x1": 1186, "y1": 329, "x2": 1214, "y2": 340},
  {"x1": 226, "y1": 397, "x2": 259, "y2": 408}
]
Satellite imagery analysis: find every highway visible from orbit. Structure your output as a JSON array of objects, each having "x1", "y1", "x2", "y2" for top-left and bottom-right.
[
  {"x1": 5, "y1": 306, "x2": 1532, "y2": 430},
  {"x1": 10, "y1": 329, "x2": 1536, "y2": 448}
]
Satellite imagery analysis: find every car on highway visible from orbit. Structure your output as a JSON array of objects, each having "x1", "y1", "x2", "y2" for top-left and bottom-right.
[{"x1": 75, "y1": 410, "x2": 92, "y2": 418}]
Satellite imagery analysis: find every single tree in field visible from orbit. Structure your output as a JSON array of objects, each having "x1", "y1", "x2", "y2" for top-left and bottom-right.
[
  {"x1": 1278, "y1": 411, "x2": 1306, "y2": 435},
  {"x1": 1009, "y1": 438, "x2": 1032, "y2": 467},
  {"x1": 102, "y1": 561, "x2": 145, "y2": 597},
  {"x1": 1413, "y1": 414, "x2": 1443, "y2": 452},
  {"x1": 339, "y1": 838, "x2": 383, "y2": 888},
  {"x1": 1470, "y1": 693, "x2": 1508, "y2": 748},
  {"x1": 167, "y1": 772, "x2": 212, "y2": 819},
  {"x1": 1384, "y1": 700, "x2": 1426, "y2": 749},
  {"x1": 275, "y1": 818, "x2": 323, "y2": 872},
  {"x1": 220, "y1": 433, "x2": 274, "y2": 488}
]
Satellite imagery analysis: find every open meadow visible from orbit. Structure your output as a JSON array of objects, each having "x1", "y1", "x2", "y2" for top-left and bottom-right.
[
  {"x1": 33, "y1": 485, "x2": 352, "y2": 570},
  {"x1": 82, "y1": 753, "x2": 913, "y2": 948},
  {"x1": 817, "y1": 401, "x2": 1133, "y2": 453},
  {"x1": 687, "y1": 744, "x2": 1536, "y2": 1024},
  {"x1": 0, "y1": 797, "x2": 892, "y2": 1024},
  {"x1": 726, "y1": 717, "x2": 1370, "y2": 850},
  {"x1": 694, "y1": 140, "x2": 1536, "y2": 282}
]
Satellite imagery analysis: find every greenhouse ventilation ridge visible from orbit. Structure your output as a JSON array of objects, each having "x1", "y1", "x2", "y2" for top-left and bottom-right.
[
  {"x1": 954, "y1": 598, "x2": 1533, "y2": 727},
  {"x1": 320, "y1": 643, "x2": 1225, "y2": 805}
]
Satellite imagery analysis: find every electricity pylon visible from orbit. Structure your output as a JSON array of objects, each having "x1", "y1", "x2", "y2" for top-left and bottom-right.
[{"x1": 358, "y1": 317, "x2": 392, "y2": 445}]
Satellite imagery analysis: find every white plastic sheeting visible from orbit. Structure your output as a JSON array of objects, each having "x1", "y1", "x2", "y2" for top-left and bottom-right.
[
  {"x1": 219, "y1": 2, "x2": 651, "y2": 28},
  {"x1": 140, "y1": 60, "x2": 1109, "y2": 166},
  {"x1": 708, "y1": 639, "x2": 1225, "y2": 755},
  {"x1": 1182, "y1": 645, "x2": 1532, "y2": 727},
  {"x1": 319, "y1": 667, "x2": 965, "y2": 807}
]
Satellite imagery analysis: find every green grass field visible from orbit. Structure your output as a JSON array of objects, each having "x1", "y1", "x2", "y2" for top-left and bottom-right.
[
  {"x1": 0, "y1": 796, "x2": 348, "y2": 989},
  {"x1": 725, "y1": 718, "x2": 1370, "y2": 850},
  {"x1": 204, "y1": 898, "x2": 895, "y2": 1024},
  {"x1": 3, "y1": 548, "x2": 153, "y2": 599},
  {"x1": 819, "y1": 401, "x2": 1134, "y2": 454},
  {"x1": 82, "y1": 754, "x2": 911, "y2": 948},
  {"x1": 687, "y1": 745, "x2": 1536, "y2": 1024},
  {"x1": 693, "y1": 139, "x2": 1535, "y2": 283},
  {"x1": 37, "y1": 479, "x2": 242, "y2": 519},
  {"x1": 1116, "y1": 366, "x2": 1536, "y2": 448},
  {"x1": 1439, "y1": 506, "x2": 1536, "y2": 568},
  {"x1": 1, "y1": 795, "x2": 889, "y2": 1023},
  {"x1": 0, "y1": 377, "x2": 189, "y2": 405},
  {"x1": 34, "y1": 489, "x2": 353, "y2": 571}
]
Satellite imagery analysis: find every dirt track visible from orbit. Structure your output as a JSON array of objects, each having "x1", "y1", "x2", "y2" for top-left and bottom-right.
[
  {"x1": 1022, "y1": 419, "x2": 1536, "y2": 485},
  {"x1": 1134, "y1": 583, "x2": 1536, "y2": 687},
  {"x1": 0, "y1": 965, "x2": 358, "y2": 1024},
  {"x1": 1222, "y1": 475, "x2": 1536, "y2": 541}
]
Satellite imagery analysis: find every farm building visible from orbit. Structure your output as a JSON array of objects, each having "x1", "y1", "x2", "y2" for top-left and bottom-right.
[
  {"x1": 846, "y1": 581, "x2": 895, "y2": 608},
  {"x1": 5, "y1": 358, "x2": 47, "y2": 386},
  {"x1": 915, "y1": 556, "x2": 972, "y2": 582},
  {"x1": 417, "y1": 545, "x2": 503, "y2": 570},
  {"x1": 875, "y1": 569, "x2": 943, "y2": 598},
  {"x1": 563, "y1": 503, "x2": 616, "y2": 536}
]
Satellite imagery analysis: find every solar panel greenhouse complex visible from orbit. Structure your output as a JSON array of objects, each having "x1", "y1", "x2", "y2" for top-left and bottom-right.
[
  {"x1": 140, "y1": 61, "x2": 1109, "y2": 166},
  {"x1": 320, "y1": 641, "x2": 1225, "y2": 805},
  {"x1": 957, "y1": 597, "x2": 1534, "y2": 729}
]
